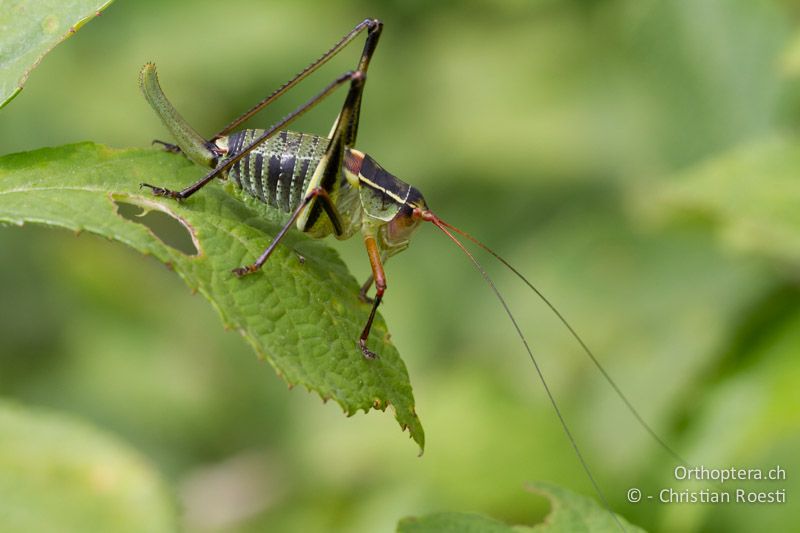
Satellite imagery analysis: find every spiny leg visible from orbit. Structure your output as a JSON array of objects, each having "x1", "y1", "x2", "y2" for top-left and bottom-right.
[
  {"x1": 232, "y1": 187, "x2": 343, "y2": 277},
  {"x1": 227, "y1": 60, "x2": 365, "y2": 276},
  {"x1": 140, "y1": 70, "x2": 364, "y2": 201},
  {"x1": 213, "y1": 19, "x2": 382, "y2": 139},
  {"x1": 232, "y1": 52, "x2": 380, "y2": 358},
  {"x1": 358, "y1": 236, "x2": 386, "y2": 359},
  {"x1": 160, "y1": 20, "x2": 380, "y2": 358},
  {"x1": 295, "y1": 64, "x2": 370, "y2": 234},
  {"x1": 280, "y1": 51, "x2": 382, "y2": 358},
  {"x1": 141, "y1": 19, "x2": 382, "y2": 202}
]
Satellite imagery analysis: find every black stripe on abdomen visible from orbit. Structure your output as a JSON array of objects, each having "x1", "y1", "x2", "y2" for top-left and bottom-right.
[
  {"x1": 228, "y1": 131, "x2": 248, "y2": 188},
  {"x1": 266, "y1": 153, "x2": 280, "y2": 207},
  {"x1": 279, "y1": 154, "x2": 296, "y2": 212},
  {"x1": 252, "y1": 152, "x2": 265, "y2": 202}
]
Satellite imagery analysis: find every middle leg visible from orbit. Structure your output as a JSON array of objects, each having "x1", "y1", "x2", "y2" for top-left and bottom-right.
[{"x1": 232, "y1": 187, "x2": 343, "y2": 277}]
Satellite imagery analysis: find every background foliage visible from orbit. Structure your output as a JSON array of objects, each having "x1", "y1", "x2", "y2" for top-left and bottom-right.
[{"x1": 1, "y1": 0, "x2": 799, "y2": 531}]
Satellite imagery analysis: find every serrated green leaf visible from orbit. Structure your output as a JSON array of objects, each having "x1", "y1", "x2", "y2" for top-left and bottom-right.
[
  {"x1": 0, "y1": 142, "x2": 424, "y2": 451},
  {"x1": 0, "y1": 400, "x2": 176, "y2": 533},
  {"x1": 527, "y1": 482, "x2": 645, "y2": 533},
  {"x1": 656, "y1": 309, "x2": 800, "y2": 531},
  {"x1": 0, "y1": 0, "x2": 114, "y2": 108},
  {"x1": 636, "y1": 136, "x2": 800, "y2": 267},
  {"x1": 397, "y1": 511, "x2": 519, "y2": 533},
  {"x1": 397, "y1": 483, "x2": 644, "y2": 533}
]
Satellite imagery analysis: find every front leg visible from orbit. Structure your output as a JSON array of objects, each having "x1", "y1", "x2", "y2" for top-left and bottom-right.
[{"x1": 358, "y1": 235, "x2": 386, "y2": 359}]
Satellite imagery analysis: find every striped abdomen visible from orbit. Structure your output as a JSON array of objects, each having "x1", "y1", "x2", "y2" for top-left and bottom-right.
[{"x1": 223, "y1": 129, "x2": 330, "y2": 213}]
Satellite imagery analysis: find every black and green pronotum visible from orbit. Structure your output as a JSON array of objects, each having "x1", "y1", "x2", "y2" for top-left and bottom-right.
[{"x1": 139, "y1": 19, "x2": 684, "y2": 531}]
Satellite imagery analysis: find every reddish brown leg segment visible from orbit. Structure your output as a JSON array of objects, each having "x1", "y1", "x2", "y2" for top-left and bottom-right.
[{"x1": 359, "y1": 235, "x2": 385, "y2": 359}]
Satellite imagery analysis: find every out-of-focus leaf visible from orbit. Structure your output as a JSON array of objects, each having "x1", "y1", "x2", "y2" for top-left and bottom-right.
[
  {"x1": 396, "y1": 482, "x2": 645, "y2": 532},
  {"x1": 0, "y1": 0, "x2": 114, "y2": 108},
  {"x1": 0, "y1": 400, "x2": 176, "y2": 533},
  {"x1": 782, "y1": 28, "x2": 800, "y2": 78},
  {"x1": 657, "y1": 308, "x2": 800, "y2": 532},
  {"x1": 0, "y1": 142, "x2": 424, "y2": 451},
  {"x1": 397, "y1": 511, "x2": 519, "y2": 533},
  {"x1": 527, "y1": 482, "x2": 645, "y2": 532},
  {"x1": 636, "y1": 137, "x2": 800, "y2": 267}
]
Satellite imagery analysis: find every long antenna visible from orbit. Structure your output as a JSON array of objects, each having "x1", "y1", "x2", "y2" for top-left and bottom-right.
[
  {"x1": 435, "y1": 218, "x2": 687, "y2": 467},
  {"x1": 420, "y1": 211, "x2": 625, "y2": 533}
]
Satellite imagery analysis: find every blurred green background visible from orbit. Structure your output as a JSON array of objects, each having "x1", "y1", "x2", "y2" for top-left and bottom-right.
[{"x1": 2, "y1": 0, "x2": 799, "y2": 531}]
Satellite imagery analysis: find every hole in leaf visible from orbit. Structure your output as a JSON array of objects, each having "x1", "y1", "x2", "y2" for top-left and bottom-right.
[{"x1": 115, "y1": 201, "x2": 199, "y2": 255}]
